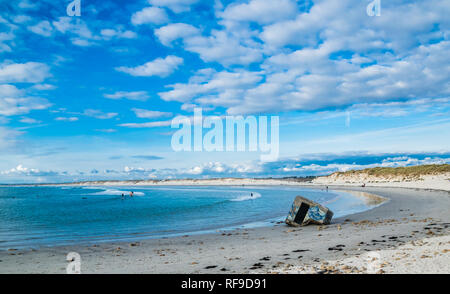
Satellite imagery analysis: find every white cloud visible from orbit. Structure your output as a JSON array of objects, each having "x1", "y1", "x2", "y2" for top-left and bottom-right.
[
  {"x1": 52, "y1": 17, "x2": 94, "y2": 38},
  {"x1": 19, "y1": 117, "x2": 41, "y2": 124},
  {"x1": 148, "y1": 0, "x2": 199, "y2": 13},
  {"x1": 0, "y1": 16, "x2": 16, "y2": 53},
  {"x1": 12, "y1": 15, "x2": 32, "y2": 24},
  {"x1": 125, "y1": 166, "x2": 148, "y2": 173},
  {"x1": 184, "y1": 161, "x2": 262, "y2": 175},
  {"x1": 119, "y1": 120, "x2": 172, "y2": 128},
  {"x1": 0, "y1": 61, "x2": 52, "y2": 116},
  {"x1": 51, "y1": 17, "x2": 137, "y2": 46},
  {"x1": 154, "y1": 23, "x2": 200, "y2": 46},
  {"x1": 220, "y1": 0, "x2": 298, "y2": 25},
  {"x1": 184, "y1": 30, "x2": 263, "y2": 65},
  {"x1": 1, "y1": 165, "x2": 58, "y2": 177},
  {"x1": 0, "y1": 62, "x2": 51, "y2": 83},
  {"x1": 18, "y1": 0, "x2": 38, "y2": 9},
  {"x1": 0, "y1": 84, "x2": 51, "y2": 116},
  {"x1": 157, "y1": 0, "x2": 450, "y2": 115},
  {"x1": 52, "y1": 17, "x2": 98, "y2": 46},
  {"x1": 278, "y1": 155, "x2": 450, "y2": 175},
  {"x1": 55, "y1": 117, "x2": 79, "y2": 122},
  {"x1": 71, "y1": 38, "x2": 93, "y2": 47},
  {"x1": 346, "y1": 98, "x2": 450, "y2": 118},
  {"x1": 259, "y1": 0, "x2": 450, "y2": 52},
  {"x1": 131, "y1": 108, "x2": 173, "y2": 119},
  {"x1": 103, "y1": 91, "x2": 149, "y2": 101},
  {"x1": 0, "y1": 126, "x2": 22, "y2": 151},
  {"x1": 83, "y1": 109, "x2": 118, "y2": 120},
  {"x1": 131, "y1": 6, "x2": 169, "y2": 25},
  {"x1": 32, "y1": 84, "x2": 56, "y2": 91},
  {"x1": 0, "y1": 32, "x2": 14, "y2": 53},
  {"x1": 100, "y1": 28, "x2": 137, "y2": 39},
  {"x1": 28, "y1": 20, "x2": 53, "y2": 37},
  {"x1": 155, "y1": 23, "x2": 262, "y2": 66},
  {"x1": 159, "y1": 69, "x2": 263, "y2": 103},
  {"x1": 52, "y1": 108, "x2": 118, "y2": 121},
  {"x1": 0, "y1": 84, "x2": 22, "y2": 97},
  {"x1": 95, "y1": 129, "x2": 116, "y2": 133},
  {"x1": 116, "y1": 55, "x2": 183, "y2": 77}
]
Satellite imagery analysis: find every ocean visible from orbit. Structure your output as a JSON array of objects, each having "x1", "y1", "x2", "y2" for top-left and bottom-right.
[{"x1": 0, "y1": 185, "x2": 378, "y2": 250}]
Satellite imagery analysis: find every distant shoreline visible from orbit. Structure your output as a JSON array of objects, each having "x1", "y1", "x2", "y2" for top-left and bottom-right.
[
  {"x1": 2, "y1": 175, "x2": 448, "y2": 192},
  {"x1": 2, "y1": 164, "x2": 449, "y2": 191},
  {"x1": 0, "y1": 177, "x2": 315, "y2": 187}
]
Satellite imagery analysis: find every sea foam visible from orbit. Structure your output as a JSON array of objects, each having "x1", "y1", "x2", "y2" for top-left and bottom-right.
[
  {"x1": 230, "y1": 192, "x2": 261, "y2": 202},
  {"x1": 90, "y1": 189, "x2": 145, "y2": 196}
]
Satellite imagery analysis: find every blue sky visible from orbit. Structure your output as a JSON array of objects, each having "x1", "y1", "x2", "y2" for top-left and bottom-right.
[{"x1": 0, "y1": 0, "x2": 449, "y2": 183}]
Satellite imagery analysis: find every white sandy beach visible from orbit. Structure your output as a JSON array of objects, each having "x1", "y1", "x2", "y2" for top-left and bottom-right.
[
  {"x1": 312, "y1": 172, "x2": 450, "y2": 192},
  {"x1": 49, "y1": 171, "x2": 450, "y2": 192},
  {"x1": 271, "y1": 234, "x2": 450, "y2": 274},
  {"x1": 0, "y1": 186, "x2": 448, "y2": 274}
]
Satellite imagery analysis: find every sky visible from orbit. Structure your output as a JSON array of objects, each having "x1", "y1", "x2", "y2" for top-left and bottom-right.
[{"x1": 0, "y1": 0, "x2": 449, "y2": 183}]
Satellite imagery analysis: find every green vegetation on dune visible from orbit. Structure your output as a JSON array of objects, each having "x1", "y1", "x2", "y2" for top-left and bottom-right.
[{"x1": 334, "y1": 164, "x2": 450, "y2": 178}]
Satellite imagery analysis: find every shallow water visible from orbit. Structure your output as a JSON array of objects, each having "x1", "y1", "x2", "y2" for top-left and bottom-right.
[{"x1": 0, "y1": 185, "x2": 379, "y2": 250}]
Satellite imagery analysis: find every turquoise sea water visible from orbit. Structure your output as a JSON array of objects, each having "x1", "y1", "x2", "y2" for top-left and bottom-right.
[{"x1": 0, "y1": 185, "x2": 377, "y2": 250}]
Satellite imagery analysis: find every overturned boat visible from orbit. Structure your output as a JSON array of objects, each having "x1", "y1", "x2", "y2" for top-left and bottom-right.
[{"x1": 285, "y1": 196, "x2": 334, "y2": 226}]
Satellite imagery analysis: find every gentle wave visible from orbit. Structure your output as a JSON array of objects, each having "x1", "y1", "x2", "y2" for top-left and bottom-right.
[
  {"x1": 90, "y1": 189, "x2": 145, "y2": 196},
  {"x1": 318, "y1": 194, "x2": 342, "y2": 206},
  {"x1": 230, "y1": 192, "x2": 261, "y2": 202}
]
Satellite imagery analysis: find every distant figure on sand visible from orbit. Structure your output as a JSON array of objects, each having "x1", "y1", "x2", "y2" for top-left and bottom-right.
[{"x1": 326, "y1": 186, "x2": 328, "y2": 192}]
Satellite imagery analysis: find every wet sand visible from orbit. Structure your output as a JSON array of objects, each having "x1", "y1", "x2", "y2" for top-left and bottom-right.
[{"x1": 0, "y1": 186, "x2": 448, "y2": 274}]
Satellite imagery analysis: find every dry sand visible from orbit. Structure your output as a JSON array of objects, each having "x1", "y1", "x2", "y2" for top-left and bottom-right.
[
  {"x1": 313, "y1": 172, "x2": 450, "y2": 191},
  {"x1": 0, "y1": 186, "x2": 448, "y2": 274}
]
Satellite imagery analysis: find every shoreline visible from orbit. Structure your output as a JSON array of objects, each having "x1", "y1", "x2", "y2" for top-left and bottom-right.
[
  {"x1": 2, "y1": 172, "x2": 448, "y2": 192},
  {"x1": 1, "y1": 186, "x2": 448, "y2": 273}
]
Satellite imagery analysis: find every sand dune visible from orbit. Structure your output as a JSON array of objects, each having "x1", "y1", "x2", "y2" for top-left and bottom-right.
[{"x1": 313, "y1": 172, "x2": 450, "y2": 191}]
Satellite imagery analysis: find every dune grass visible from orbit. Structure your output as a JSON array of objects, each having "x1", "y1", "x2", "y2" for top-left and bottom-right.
[{"x1": 334, "y1": 164, "x2": 450, "y2": 178}]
